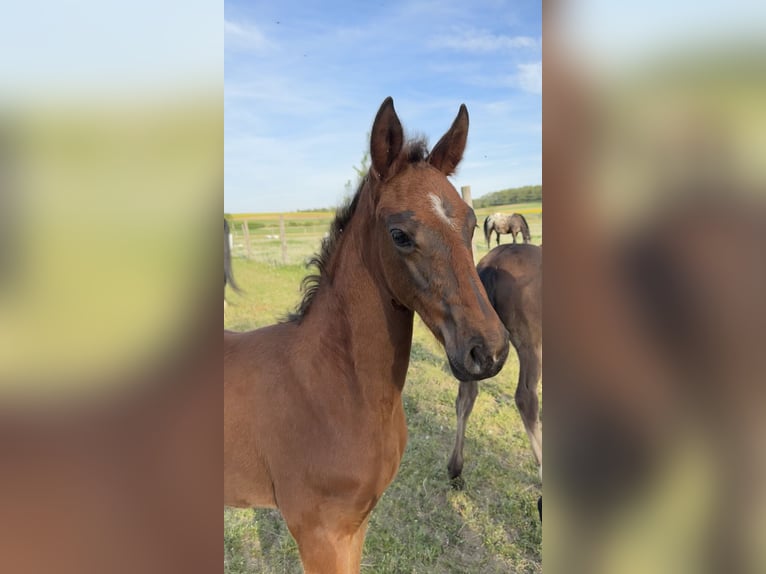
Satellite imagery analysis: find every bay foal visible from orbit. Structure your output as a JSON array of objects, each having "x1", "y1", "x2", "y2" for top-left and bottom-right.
[{"x1": 224, "y1": 98, "x2": 509, "y2": 573}]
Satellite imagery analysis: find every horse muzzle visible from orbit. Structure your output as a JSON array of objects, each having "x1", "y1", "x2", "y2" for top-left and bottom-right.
[{"x1": 447, "y1": 334, "x2": 509, "y2": 381}]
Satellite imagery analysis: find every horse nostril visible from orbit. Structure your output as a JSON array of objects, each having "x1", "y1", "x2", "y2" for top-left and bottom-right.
[
  {"x1": 469, "y1": 344, "x2": 489, "y2": 369},
  {"x1": 462, "y1": 338, "x2": 506, "y2": 378}
]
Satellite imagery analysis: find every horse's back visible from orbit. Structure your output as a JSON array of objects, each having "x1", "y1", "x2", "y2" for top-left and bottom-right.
[
  {"x1": 477, "y1": 244, "x2": 542, "y2": 348},
  {"x1": 224, "y1": 323, "x2": 304, "y2": 419},
  {"x1": 478, "y1": 243, "x2": 541, "y2": 279}
]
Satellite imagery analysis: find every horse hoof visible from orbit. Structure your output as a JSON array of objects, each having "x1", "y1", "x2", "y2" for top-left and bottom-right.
[{"x1": 449, "y1": 475, "x2": 466, "y2": 491}]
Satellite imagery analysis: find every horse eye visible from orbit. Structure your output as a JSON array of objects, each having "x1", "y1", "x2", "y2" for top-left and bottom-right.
[{"x1": 390, "y1": 228, "x2": 413, "y2": 249}]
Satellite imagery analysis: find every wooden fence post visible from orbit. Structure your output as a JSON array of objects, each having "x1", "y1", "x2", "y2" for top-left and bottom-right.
[
  {"x1": 279, "y1": 215, "x2": 287, "y2": 265},
  {"x1": 461, "y1": 185, "x2": 472, "y2": 207},
  {"x1": 241, "y1": 220, "x2": 252, "y2": 259},
  {"x1": 461, "y1": 185, "x2": 478, "y2": 260}
]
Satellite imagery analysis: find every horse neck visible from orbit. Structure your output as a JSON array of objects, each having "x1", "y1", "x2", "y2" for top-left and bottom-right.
[{"x1": 301, "y1": 200, "x2": 414, "y2": 395}]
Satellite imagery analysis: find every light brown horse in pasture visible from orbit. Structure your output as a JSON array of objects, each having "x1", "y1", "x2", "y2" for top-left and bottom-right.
[
  {"x1": 448, "y1": 243, "x2": 542, "y2": 483},
  {"x1": 483, "y1": 212, "x2": 532, "y2": 248},
  {"x1": 224, "y1": 98, "x2": 510, "y2": 573}
]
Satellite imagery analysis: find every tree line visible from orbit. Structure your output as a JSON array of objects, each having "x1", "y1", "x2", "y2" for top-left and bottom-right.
[{"x1": 473, "y1": 185, "x2": 542, "y2": 208}]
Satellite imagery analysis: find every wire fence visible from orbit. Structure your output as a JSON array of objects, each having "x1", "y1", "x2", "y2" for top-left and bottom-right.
[
  {"x1": 227, "y1": 213, "x2": 333, "y2": 266},
  {"x1": 226, "y1": 196, "x2": 543, "y2": 267}
]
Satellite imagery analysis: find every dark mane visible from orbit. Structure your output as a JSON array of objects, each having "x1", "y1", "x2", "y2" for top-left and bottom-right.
[
  {"x1": 284, "y1": 138, "x2": 429, "y2": 323},
  {"x1": 403, "y1": 137, "x2": 429, "y2": 164}
]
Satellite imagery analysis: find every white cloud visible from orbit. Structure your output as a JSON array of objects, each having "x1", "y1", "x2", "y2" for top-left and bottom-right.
[
  {"x1": 224, "y1": 19, "x2": 273, "y2": 53},
  {"x1": 429, "y1": 28, "x2": 538, "y2": 52},
  {"x1": 516, "y1": 62, "x2": 542, "y2": 94}
]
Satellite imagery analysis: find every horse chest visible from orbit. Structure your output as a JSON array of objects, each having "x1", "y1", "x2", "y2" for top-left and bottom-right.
[
  {"x1": 368, "y1": 399, "x2": 408, "y2": 491},
  {"x1": 325, "y1": 399, "x2": 407, "y2": 498}
]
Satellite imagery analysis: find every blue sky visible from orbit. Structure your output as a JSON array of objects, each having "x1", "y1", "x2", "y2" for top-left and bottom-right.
[{"x1": 224, "y1": 0, "x2": 541, "y2": 213}]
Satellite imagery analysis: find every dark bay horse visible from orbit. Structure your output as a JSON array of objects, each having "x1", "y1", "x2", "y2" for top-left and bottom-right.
[
  {"x1": 224, "y1": 218, "x2": 240, "y2": 302},
  {"x1": 448, "y1": 243, "x2": 542, "y2": 482},
  {"x1": 224, "y1": 98, "x2": 509, "y2": 573},
  {"x1": 483, "y1": 212, "x2": 531, "y2": 248}
]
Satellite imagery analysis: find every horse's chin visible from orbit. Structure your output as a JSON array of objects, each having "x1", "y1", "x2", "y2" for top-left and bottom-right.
[
  {"x1": 447, "y1": 356, "x2": 498, "y2": 382},
  {"x1": 448, "y1": 361, "x2": 472, "y2": 382}
]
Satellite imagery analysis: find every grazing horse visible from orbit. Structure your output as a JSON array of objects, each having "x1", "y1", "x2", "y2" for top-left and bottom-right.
[
  {"x1": 448, "y1": 243, "x2": 543, "y2": 482},
  {"x1": 224, "y1": 98, "x2": 509, "y2": 573},
  {"x1": 224, "y1": 218, "x2": 240, "y2": 301},
  {"x1": 483, "y1": 212, "x2": 532, "y2": 248}
]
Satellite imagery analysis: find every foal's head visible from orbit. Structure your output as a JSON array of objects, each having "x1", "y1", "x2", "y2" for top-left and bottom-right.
[{"x1": 364, "y1": 97, "x2": 509, "y2": 381}]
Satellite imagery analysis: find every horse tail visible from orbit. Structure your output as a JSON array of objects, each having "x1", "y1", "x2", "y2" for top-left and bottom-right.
[
  {"x1": 224, "y1": 219, "x2": 241, "y2": 294},
  {"x1": 483, "y1": 215, "x2": 492, "y2": 249},
  {"x1": 518, "y1": 213, "x2": 531, "y2": 242}
]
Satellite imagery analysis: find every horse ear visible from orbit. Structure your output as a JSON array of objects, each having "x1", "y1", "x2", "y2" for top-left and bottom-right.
[
  {"x1": 427, "y1": 104, "x2": 469, "y2": 176},
  {"x1": 370, "y1": 97, "x2": 404, "y2": 181}
]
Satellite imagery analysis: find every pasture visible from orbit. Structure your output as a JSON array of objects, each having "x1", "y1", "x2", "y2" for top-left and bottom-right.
[
  {"x1": 224, "y1": 202, "x2": 542, "y2": 573},
  {"x1": 226, "y1": 202, "x2": 542, "y2": 266}
]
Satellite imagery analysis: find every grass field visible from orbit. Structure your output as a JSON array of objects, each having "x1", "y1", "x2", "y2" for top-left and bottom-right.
[{"x1": 224, "y1": 202, "x2": 542, "y2": 573}]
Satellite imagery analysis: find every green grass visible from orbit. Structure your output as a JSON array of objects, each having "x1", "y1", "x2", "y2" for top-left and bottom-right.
[{"x1": 224, "y1": 203, "x2": 542, "y2": 573}]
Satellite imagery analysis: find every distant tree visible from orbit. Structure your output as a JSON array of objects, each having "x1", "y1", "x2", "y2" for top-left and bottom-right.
[
  {"x1": 352, "y1": 144, "x2": 370, "y2": 182},
  {"x1": 342, "y1": 132, "x2": 371, "y2": 202}
]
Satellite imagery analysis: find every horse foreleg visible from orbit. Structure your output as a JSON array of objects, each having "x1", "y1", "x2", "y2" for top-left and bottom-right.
[
  {"x1": 290, "y1": 519, "x2": 369, "y2": 574},
  {"x1": 448, "y1": 380, "x2": 479, "y2": 481},
  {"x1": 515, "y1": 344, "x2": 543, "y2": 477},
  {"x1": 348, "y1": 515, "x2": 370, "y2": 572}
]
